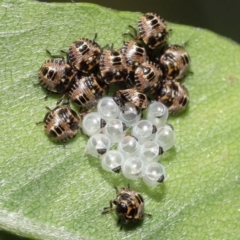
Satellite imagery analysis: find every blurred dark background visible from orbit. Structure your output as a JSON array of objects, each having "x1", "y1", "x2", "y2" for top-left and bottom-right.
[
  {"x1": 39, "y1": 0, "x2": 240, "y2": 43},
  {"x1": 0, "y1": 1, "x2": 238, "y2": 240}
]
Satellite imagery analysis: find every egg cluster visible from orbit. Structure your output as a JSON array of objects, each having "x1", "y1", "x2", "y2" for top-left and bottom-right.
[
  {"x1": 37, "y1": 12, "x2": 191, "y2": 187},
  {"x1": 84, "y1": 97, "x2": 175, "y2": 186}
]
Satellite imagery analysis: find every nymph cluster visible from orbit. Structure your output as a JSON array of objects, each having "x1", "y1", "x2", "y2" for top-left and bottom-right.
[{"x1": 37, "y1": 12, "x2": 191, "y2": 187}]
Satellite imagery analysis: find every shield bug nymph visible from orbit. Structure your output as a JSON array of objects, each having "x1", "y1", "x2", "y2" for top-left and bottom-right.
[
  {"x1": 134, "y1": 61, "x2": 163, "y2": 94},
  {"x1": 156, "y1": 80, "x2": 189, "y2": 114},
  {"x1": 68, "y1": 34, "x2": 102, "y2": 73},
  {"x1": 38, "y1": 50, "x2": 76, "y2": 95},
  {"x1": 138, "y1": 12, "x2": 169, "y2": 49},
  {"x1": 67, "y1": 74, "x2": 107, "y2": 111},
  {"x1": 159, "y1": 44, "x2": 190, "y2": 80},
  {"x1": 39, "y1": 104, "x2": 81, "y2": 143},
  {"x1": 100, "y1": 46, "x2": 129, "y2": 85},
  {"x1": 114, "y1": 88, "x2": 149, "y2": 110},
  {"x1": 122, "y1": 40, "x2": 148, "y2": 72},
  {"x1": 102, "y1": 185, "x2": 150, "y2": 229}
]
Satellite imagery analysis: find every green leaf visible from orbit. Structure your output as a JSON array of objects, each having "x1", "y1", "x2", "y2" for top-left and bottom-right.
[{"x1": 0, "y1": 0, "x2": 240, "y2": 239}]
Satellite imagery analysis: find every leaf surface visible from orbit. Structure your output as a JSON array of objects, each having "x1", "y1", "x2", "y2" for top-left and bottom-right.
[{"x1": 0, "y1": 1, "x2": 240, "y2": 239}]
